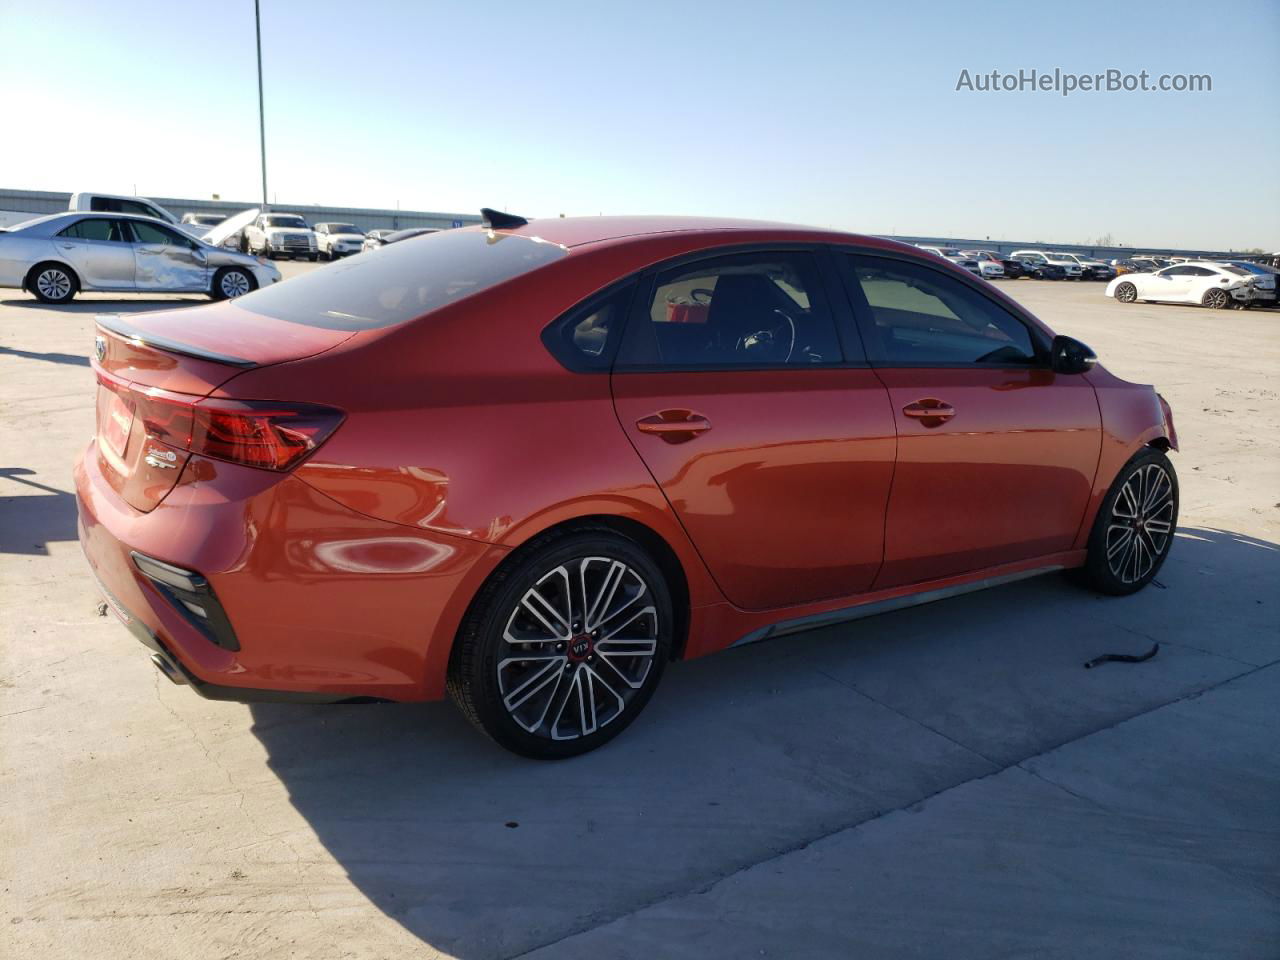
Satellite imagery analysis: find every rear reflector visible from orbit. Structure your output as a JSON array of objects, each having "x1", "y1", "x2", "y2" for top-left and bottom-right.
[{"x1": 98, "y1": 370, "x2": 344, "y2": 472}]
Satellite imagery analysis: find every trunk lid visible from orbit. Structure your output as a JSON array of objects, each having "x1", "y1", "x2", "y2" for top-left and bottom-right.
[{"x1": 92, "y1": 304, "x2": 354, "y2": 512}]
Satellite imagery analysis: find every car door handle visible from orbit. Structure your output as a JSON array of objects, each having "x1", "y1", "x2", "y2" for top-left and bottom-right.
[
  {"x1": 902, "y1": 399, "x2": 956, "y2": 421},
  {"x1": 59, "y1": 242, "x2": 75, "y2": 249},
  {"x1": 635, "y1": 411, "x2": 712, "y2": 441}
]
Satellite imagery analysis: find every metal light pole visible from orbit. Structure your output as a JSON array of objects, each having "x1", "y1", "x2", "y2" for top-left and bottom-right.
[{"x1": 254, "y1": 0, "x2": 268, "y2": 209}]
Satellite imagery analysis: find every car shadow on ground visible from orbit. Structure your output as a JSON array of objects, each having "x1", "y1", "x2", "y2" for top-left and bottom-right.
[
  {"x1": 0, "y1": 345, "x2": 90, "y2": 366},
  {"x1": 0, "y1": 297, "x2": 208, "y2": 312},
  {"x1": 0, "y1": 467, "x2": 78, "y2": 555},
  {"x1": 246, "y1": 526, "x2": 1277, "y2": 959}
]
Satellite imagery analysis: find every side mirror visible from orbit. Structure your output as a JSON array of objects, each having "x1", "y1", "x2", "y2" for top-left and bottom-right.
[{"x1": 1050, "y1": 335, "x2": 1097, "y2": 374}]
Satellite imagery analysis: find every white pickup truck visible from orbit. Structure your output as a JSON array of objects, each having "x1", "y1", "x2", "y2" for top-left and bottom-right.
[
  {"x1": 0, "y1": 192, "x2": 211, "y2": 238},
  {"x1": 241, "y1": 212, "x2": 319, "y2": 261}
]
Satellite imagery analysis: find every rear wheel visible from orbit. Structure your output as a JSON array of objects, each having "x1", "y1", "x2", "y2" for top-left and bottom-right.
[
  {"x1": 28, "y1": 263, "x2": 78, "y2": 303},
  {"x1": 1201, "y1": 287, "x2": 1230, "y2": 309},
  {"x1": 1082, "y1": 448, "x2": 1178, "y2": 595},
  {"x1": 448, "y1": 530, "x2": 673, "y2": 759},
  {"x1": 1115, "y1": 282, "x2": 1138, "y2": 303}
]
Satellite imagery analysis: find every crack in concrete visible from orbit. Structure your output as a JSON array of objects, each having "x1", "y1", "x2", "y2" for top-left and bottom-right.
[{"x1": 506, "y1": 661, "x2": 1278, "y2": 959}]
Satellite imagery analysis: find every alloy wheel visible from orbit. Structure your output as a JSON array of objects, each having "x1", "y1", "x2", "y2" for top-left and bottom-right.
[
  {"x1": 1204, "y1": 288, "x2": 1229, "y2": 309},
  {"x1": 1106, "y1": 463, "x2": 1175, "y2": 584},
  {"x1": 220, "y1": 270, "x2": 251, "y2": 298},
  {"x1": 1116, "y1": 283, "x2": 1137, "y2": 303},
  {"x1": 498, "y1": 557, "x2": 659, "y2": 741},
  {"x1": 36, "y1": 268, "x2": 71, "y2": 300}
]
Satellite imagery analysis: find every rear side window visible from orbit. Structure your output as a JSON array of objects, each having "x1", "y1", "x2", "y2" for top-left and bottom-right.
[
  {"x1": 847, "y1": 255, "x2": 1039, "y2": 366},
  {"x1": 617, "y1": 251, "x2": 843, "y2": 368},
  {"x1": 542, "y1": 283, "x2": 635, "y2": 371},
  {"x1": 234, "y1": 228, "x2": 569, "y2": 330},
  {"x1": 58, "y1": 218, "x2": 128, "y2": 243}
]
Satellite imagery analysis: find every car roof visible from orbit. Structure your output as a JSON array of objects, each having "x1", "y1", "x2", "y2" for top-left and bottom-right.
[{"x1": 485, "y1": 215, "x2": 874, "y2": 249}]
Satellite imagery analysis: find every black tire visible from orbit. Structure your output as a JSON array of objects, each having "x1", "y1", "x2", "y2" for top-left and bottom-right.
[
  {"x1": 27, "y1": 262, "x2": 79, "y2": 304},
  {"x1": 320, "y1": 249, "x2": 331, "y2": 261},
  {"x1": 307, "y1": 254, "x2": 318, "y2": 262},
  {"x1": 1115, "y1": 282, "x2": 1138, "y2": 303},
  {"x1": 448, "y1": 529, "x2": 674, "y2": 759},
  {"x1": 1081, "y1": 447, "x2": 1178, "y2": 596},
  {"x1": 1201, "y1": 287, "x2": 1230, "y2": 310},
  {"x1": 209, "y1": 266, "x2": 257, "y2": 301}
]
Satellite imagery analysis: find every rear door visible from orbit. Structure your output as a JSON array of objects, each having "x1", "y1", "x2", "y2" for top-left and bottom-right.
[
  {"x1": 840, "y1": 252, "x2": 1101, "y2": 588},
  {"x1": 610, "y1": 248, "x2": 896, "y2": 610},
  {"x1": 53, "y1": 218, "x2": 136, "y2": 289},
  {"x1": 128, "y1": 219, "x2": 209, "y2": 292}
]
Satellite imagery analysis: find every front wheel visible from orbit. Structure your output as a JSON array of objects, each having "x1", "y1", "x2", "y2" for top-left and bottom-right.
[
  {"x1": 1202, "y1": 287, "x2": 1230, "y2": 309},
  {"x1": 210, "y1": 266, "x2": 256, "y2": 300},
  {"x1": 1115, "y1": 282, "x2": 1138, "y2": 303},
  {"x1": 448, "y1": 530, "x2": 673, "y2": 759},
  {"x1": 1082, "y1": 448, "x2": 1178, "y2": 595}
]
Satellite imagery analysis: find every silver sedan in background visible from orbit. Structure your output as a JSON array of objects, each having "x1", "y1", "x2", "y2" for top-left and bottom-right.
[{"x1": 0, "y1": 212, "x2": 281, "y2": 303}]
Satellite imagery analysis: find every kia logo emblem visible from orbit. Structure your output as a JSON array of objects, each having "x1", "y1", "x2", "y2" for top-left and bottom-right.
[{"x1": 94, "y1": 335, "x2": 106, "y2": 362}]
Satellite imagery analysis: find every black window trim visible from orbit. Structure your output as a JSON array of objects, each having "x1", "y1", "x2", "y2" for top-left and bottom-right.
[{"x1": 834, "y1": 246, "x2": 1055, "y2": 370}]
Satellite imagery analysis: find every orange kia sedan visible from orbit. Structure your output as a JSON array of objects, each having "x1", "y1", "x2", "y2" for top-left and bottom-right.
[{"x1": 76, "y1": 211, "x2": 1179, "y2": 757}]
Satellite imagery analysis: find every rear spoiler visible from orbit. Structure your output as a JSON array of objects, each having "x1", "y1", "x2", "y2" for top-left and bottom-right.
[{"x1": 96, "y1": 314, "x2": 256, "y2": 367}]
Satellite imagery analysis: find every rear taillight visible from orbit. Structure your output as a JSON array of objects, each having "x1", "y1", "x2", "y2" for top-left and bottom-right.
[{"x1": 98, "y1": 371, "x2": 344, "y2": 472}]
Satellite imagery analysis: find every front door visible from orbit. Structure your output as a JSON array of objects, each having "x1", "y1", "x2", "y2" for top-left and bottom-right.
[
  {"x1": 128, "y1": 220, "x2": 208, "y2": 292},
  {"x1": 53, "y1": 217, "x2": 136, "y2": 289},
  {"x1": 611, "y1": 249, "x2": 896, "y2": 610},
  {"x1": 841, "y1": 253, "x2": 1101, "y2": 588}
]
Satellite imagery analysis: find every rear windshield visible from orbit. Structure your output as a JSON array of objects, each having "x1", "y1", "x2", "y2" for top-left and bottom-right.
[{"x1": 233, "y1": 228, "x2": 569, "y2": 330}]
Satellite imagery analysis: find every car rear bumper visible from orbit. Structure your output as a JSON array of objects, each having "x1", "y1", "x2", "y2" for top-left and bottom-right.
[{"x1": 75, "y1": 440, "x2": 504, "y2": 702}]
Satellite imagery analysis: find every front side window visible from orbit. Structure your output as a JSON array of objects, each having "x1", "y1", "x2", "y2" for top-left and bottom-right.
[
  {"x1": 847, "y1": 255, "x2": 1039, "y2": 366},
  {"x1": 58, "y1": 218, "x2": 128, "y2": 243},
  {"x1": 129, "y1": 221, "x2": 191, "y2": 247},
  {"x1": 616, "y1": 251, "x2": 843, "y2": 369}
]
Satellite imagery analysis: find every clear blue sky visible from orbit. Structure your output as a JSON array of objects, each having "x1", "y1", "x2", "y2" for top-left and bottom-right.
[{"x1": 1, "y1": 0, "x2": 1276, "y2": 249}]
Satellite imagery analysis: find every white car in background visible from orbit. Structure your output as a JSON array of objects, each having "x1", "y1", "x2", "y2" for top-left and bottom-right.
[
  {"x1": 958, "y1": 251, "x2": 1006, "y2": 280},
  {"x1": 241, "y1": 212, "x2": 318, "y2": 261},
  {"x1": 1010, "y1": 249, "x2": 1083, "y2": 279},
  {"x1": 314, "y1": 222, "x2": 367, "y2": 260},
  {"x1": 1051, "y1": 253, "x2": 1115, "y2": 281},
  {"x1": 916, "y1": 245, "x2": 982, "y2": 276},
  {"x1": 1106, "y1": 261, "x2": 1261, "y2": 309}
]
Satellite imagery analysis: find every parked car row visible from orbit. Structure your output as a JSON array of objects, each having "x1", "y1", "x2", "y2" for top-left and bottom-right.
[{"x1": 915, "y1": 246, "x2": 1115, "y2": 281}]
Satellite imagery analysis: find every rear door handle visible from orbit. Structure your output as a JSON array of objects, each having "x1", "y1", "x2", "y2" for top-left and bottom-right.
[
  {"x1": 635, "y1": 411, "x2": 712, "y2": 441},
  {"x1": 902, "y1": 399, "x2": 956, "y2": 421}
]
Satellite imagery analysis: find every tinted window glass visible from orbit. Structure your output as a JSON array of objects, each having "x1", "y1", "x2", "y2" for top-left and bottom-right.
[
  {"x1": 543, "y1": 283, "x2": 634, "y2": 370},
  {"x1": 234, "y1": 229, "x2": 569, "y2": 330},
  {"x1": 848, "y1": 256, "x2": 1038, "y2": 365},
  {"x1": 263, "y1": 215, "x2": 309, "y2": 228},
  {"x1": 618, "y1": 252, "x2": 842, "y2": 368},
  {"x1": 129, "y1": 221, "x2": 190, "y2": 246},
  {"x1": 58, "y1": 218, "x2": 128, "y2": 242}
]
